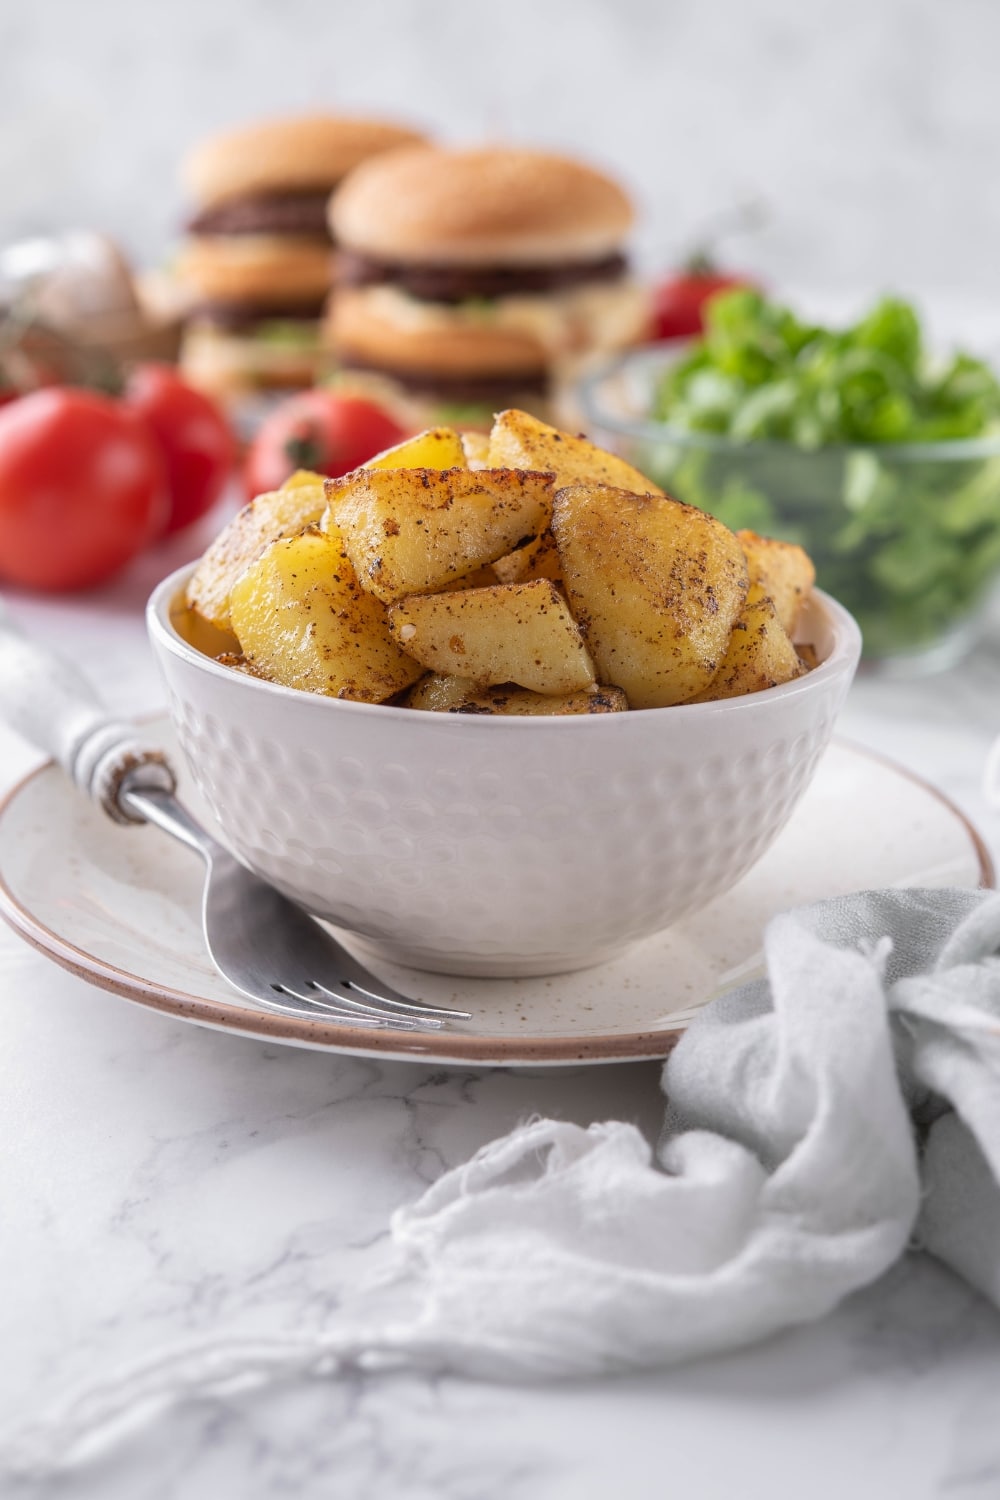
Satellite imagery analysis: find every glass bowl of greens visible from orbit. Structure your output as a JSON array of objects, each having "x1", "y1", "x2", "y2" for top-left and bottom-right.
[{"x1": 579, "y1": 291, "x2": 1000, "y2": 669}]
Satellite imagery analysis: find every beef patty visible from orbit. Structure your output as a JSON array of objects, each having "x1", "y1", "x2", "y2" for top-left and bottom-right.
[
  {"x1": 336, "y1": 250, "x2": 627, "y2": 304},
  {"x1": 187, "y1": 191, "x2": 334, "y2": 239},
  {"x1": 192, "y1": 298, "x2": 328, "y2": 330}
]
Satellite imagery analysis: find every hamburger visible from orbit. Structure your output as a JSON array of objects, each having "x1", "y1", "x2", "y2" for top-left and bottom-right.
[
  {"x1": 176, "y1": 114, "x2": 427, "y2": 402},
  {"x1": 325, "y1": 145, "x2": 650, "y2": 426}
]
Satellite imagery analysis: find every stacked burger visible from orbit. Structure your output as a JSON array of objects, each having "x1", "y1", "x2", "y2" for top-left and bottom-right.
[
  {"x1": 325, "y1": 145, "x2": 650, "y2": 425},
  {"x1": 176, "y1": 114, "x2": 426, "y2": 404}
]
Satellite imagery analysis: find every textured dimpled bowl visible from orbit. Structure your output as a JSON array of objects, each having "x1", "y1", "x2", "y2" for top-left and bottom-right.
[{"x1": 148, "y1": 565, "x2": 861, "y2": 977}]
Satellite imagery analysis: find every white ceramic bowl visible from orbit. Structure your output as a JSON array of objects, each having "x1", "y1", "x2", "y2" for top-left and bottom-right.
[{"x1": 148, "y1": 566, "x2": 861, "y2": 977}]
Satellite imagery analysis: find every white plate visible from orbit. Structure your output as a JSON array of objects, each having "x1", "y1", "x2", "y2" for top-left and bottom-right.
[{"x1": 0, "y1": 717, "x2": 990, "y2": 1067}]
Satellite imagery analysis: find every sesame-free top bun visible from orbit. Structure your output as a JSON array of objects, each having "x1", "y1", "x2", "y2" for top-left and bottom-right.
[
  {"x1": 183, "y1": 115, "x2": 428, "y2": 208},
  {"x1": 331, "y1": 146, "x2": 635, "y2": 266}
]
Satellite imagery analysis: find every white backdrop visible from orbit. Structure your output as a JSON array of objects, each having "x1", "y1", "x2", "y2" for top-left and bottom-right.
[{"x1": 0, "y1": 0, "x2": 997, "y2": 302}]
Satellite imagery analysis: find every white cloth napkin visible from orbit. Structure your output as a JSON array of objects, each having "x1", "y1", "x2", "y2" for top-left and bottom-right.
[{"x1": 8, "y1": 886, "x2": 1000, "y2": 1474}]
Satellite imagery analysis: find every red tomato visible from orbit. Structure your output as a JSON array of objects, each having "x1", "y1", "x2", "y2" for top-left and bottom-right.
[
  {"x1": 244, "y1": 391, "x2": 406, "y2": 496},
  {"x1": 0, "y1": 388, "x2": 168, "y2": 592},
  {"x1": 125, "y1": 363, "x2": 235, "y2": 535},
  {"x1": 652, "y1": 270, "x2": 756, "y2": 341}
]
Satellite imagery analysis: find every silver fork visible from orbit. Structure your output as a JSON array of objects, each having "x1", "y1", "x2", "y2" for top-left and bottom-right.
[{"x1": 0, "y1": 606, "x2": 469, "y2": 1032}]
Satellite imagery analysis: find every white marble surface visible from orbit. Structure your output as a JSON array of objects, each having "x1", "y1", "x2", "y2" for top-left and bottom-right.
[{"x1": 1, "y1": 511, "x2": 1000, "y2": 1497}]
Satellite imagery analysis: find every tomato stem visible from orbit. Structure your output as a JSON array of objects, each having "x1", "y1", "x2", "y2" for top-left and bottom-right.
[
  {"x1": 283, "y1": 424, "x2": 324, "y2": 473},
  {"x1": 680, "y1": 198, "x2": 768, "y2": 275},
  {"x1": 682, "y1": 249, "x2": 717, "y2": 277}
]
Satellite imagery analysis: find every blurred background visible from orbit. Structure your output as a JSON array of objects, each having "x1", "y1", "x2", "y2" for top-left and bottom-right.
[
  {"x1": 3, "y1": 0, "x2": 1000, "y2": 674},
  {"x1": 2, "y1": 0, "x2": 996, "y2": 311}
]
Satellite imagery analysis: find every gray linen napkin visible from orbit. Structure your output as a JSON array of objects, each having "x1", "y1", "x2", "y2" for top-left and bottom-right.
[{"x1": 8, "y1": 887, "x2": 1000, "y2": 1474}]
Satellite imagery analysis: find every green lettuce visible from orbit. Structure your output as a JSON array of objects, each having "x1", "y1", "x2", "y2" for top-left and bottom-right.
[{"x1": 645, "y1": 292, "x2": 1000, "y2": 658}]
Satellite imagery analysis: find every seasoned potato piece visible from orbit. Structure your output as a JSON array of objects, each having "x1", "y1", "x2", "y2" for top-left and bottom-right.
[
  {"x1": 444, "y1": 563, "x2": 505, "y2": 590},
  {"x1": 461, "y1": 430, "x2": 491, "y2": 469},
  {"x1": 736, "y1": 529, "x2": 815, "y2": 636},
  {"x1": 170, "y1": 601, "x2": 240, "y2": 659},
  {"x1": 229, "y1": 527, "x2": 422, "y2": 703},
  {"x1": 492, "y1": 529, "x2": 563, "y2": 586},
  {"x1": 489, "y1": 409, "x2": 662, "y2": 495},
  {"x1": 452, "y1": 684, "x2": 628, "y2": 716},
  {"x1": 402, "y1": 676, "x2": 627, "y2": 714},
  {"x1": 215, "y1": 651, "x2": 270, "y2": 680},
  {"x1": 281, "y1": 469, "x2": 327, "y2": 490},
  {"x1": 186, "y1": 479, "x2": 327, "y2": 631},
  {"x1": 367, "y1": 426, "x2": 468, "y2": 471},
  {"x1": 325, "y1": 467, "x2": 553, "y2": 603},
  {"x1": 388, "y1": 580, "x2": 596, "y2": 695},
  {"x1": 401, "y1": 673, "x2": 480, "y2": 710},
  {"x1": 686, "y1": 585, "x2": 803, "y2": 702},
  {"x1": 554, "y1": 484, "x2": 749, "y2": 709}
]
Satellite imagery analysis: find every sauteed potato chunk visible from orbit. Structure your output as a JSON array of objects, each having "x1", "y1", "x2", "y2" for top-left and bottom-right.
[
  {"x1": 187, "y1": 470, "x2": 327, "y2": 631},
  {"x1": 366, "y1": 425, "x2": 468, "y2": 472},
  {"x1": 459, "y1": 684, "x2": 628, "y2": 715},
  {"x1": 488, "y1": 408, "x2": 663, "y2": 495},
  {"x1": 401, "y1": 678, "x2": 627, "y2": 715},
  {"x1": 229, "y1": 527, "x2": 422, "y2": 702},
  {"x1": 491, "y1": 529, "x2": 562, "y2": 586},
  {"x1": 736, "y1": 529, "x2": 816, "y2": 636},
  {"x1": 553, "y1": 484, "x2": 750, "y2": 708},
  {"x1": 686, "y1": 584, "x2": 804, "y2": 702},
  {"x1": 325, "y1": 467, "x2": 553, "y2": 603},
  {"x1": 388, "y1": 580, "x2": 596, "y2": 696},
  {"x1": 401, "y1": 673, "x2": 481, "y2": 711}
]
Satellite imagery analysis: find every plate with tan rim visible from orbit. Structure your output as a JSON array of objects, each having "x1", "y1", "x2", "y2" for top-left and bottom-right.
[{"x1": 0, "y1": 716, "x2": 991, "y2": 1067}]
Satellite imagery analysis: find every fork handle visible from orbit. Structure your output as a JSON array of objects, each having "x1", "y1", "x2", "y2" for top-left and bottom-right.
[
  {"x1": 118, "y1": 781, "x2": 222, "y2": 861},
  {"x1": 0, "y1": 601, "x2": 175, "y2": 824}
]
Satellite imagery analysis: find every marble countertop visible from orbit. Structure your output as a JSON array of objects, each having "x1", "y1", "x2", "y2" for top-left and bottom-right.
[{"x1": 2, "y1": 526, "x2": 1000, "y2": 1500}]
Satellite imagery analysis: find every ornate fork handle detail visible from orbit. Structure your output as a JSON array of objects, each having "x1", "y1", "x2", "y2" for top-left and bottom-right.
[{"x1": 0, "y1": 601, "x2": 174, "y2": 823}]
